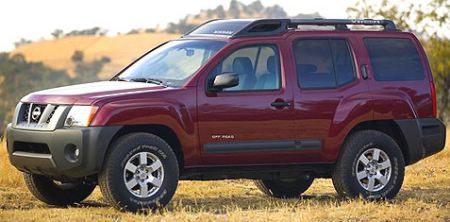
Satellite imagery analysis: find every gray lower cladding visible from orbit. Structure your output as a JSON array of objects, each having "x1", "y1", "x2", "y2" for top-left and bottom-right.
[
  {"x1": 6, "y1": 124, "x2": 121, "y2": 178},
  {"x1": 203, "y1": 139, "x2": 321, "y2": 154},
  {"x1": 394, "y1": 118, "x2": 446, "y2": 165}
]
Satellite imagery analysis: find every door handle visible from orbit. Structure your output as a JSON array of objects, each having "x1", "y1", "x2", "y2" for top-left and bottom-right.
[
  {"x1": 271, "y1": 101, "x2": 290, "y2": 108},
  {"x1": 361, "y1": 64, "x2": 369, "y2": 80}
]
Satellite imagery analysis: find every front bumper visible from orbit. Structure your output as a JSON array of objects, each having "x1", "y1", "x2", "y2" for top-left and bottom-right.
[
  {"x1": 6, "y1": 124, "x2": 121, "y2": 179},
  {"x1": 395, "y1": 118, "x2": 446, "y2": 165}
]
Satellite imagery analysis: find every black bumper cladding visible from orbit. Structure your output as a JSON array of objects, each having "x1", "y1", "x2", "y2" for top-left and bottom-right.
[
  {"x1": 395, "y1": 118, "x2": 446, "y2": 165},
  {"x1": 6, "y1": 124, "x2": 120, "y2": 178}
]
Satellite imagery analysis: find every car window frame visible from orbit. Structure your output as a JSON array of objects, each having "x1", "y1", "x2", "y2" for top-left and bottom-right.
[
  {"x1": 363, "y1": 37, "x2": 425, "y2": 82},
  {"x1": 292, "y1": 37, "x2": 357, "y2": 90},
  {"x1": 205, "y1": 43, "x2": 282, "y2": 93}
]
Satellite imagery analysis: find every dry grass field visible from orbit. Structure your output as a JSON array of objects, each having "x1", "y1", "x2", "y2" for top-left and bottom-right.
[
  {"x1": 12, "y1": 33, "x2": 179, "y2": 79},
  {"x1": 0, "y1": 135, "x2": 449, "y2": 222}
]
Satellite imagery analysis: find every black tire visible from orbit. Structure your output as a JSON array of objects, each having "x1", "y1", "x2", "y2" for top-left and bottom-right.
[
  {"x1": 255, "y1": 175, "x2": 314, "y2": 198},
  {"x1": 332, "y1": 130, "x2": 405, "y2": 200},
  {"x1": 23, "y1": 173, "x2": 95, "y2": 206},
  {"x1": 98, "y1": 132, "x2": 179, "y2": 212}
]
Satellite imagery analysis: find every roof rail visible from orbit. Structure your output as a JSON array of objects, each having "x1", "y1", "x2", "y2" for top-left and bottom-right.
[
  {"x1": 182, "y1": 18, "x2": 398, "y2": 39},
  {"x1": 288, "y1": 18, "x2": 397, "y2": 31}
]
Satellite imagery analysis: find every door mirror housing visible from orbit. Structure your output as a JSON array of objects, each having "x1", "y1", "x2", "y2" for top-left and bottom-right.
[{"x1": 209, "y1": 73, "x2": 239, "y2": 92}]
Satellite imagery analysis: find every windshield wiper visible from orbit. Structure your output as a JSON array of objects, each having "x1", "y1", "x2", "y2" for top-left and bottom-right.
[
  {"x1": 111, "y1": 76, "x2": 127, "y2": 81},
  {"x1": 129, "y1": 77, "x2": 168, "y2": 87}
]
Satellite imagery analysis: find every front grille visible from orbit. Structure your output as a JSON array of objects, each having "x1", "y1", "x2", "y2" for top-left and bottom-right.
[
  {"x1": 22, "y1": 104, "x2": 30, "y2": 122},
  {"x1": 18, "y1": 103, "x2": 58, "y2": 125},
  {"x1": 45, "y1": 105, "x2": 58, "y2": 124},
  {"x1": 13, "y1": 141, "x2": 51, "y2": 154}
]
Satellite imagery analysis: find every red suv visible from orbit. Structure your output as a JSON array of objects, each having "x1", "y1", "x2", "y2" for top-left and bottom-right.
[{"x1": 6, "y1": 19, "x2": 446, "y2": 211}]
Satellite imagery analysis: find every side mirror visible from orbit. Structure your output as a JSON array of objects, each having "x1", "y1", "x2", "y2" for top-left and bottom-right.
[{"x1": 210, "y1": 73, "x2": 239, "y2": 91}]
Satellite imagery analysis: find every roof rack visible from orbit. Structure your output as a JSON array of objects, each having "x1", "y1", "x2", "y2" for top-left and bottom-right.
[
  {"x1": 182, "y1": 18, "x2": 399, "y2": 38},
  {"x1": 288, "y1": 18, "x2": 397, "y2": 30}
]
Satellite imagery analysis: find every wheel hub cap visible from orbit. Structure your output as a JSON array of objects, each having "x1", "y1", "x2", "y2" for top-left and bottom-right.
[
  {"x1": 355, "y1": 148, "x2": 392, "y2": 192},
  {"x1": 366, "y1": 162, "x2": 378, "y2": 175},
  {"x1": 123, "y1": 150, "x2": 164, "y2": 198}
]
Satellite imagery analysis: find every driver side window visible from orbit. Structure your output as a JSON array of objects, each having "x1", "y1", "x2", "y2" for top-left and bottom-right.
[{"x1": 209, "y1": 45, "x2": 280, "y2": 91}]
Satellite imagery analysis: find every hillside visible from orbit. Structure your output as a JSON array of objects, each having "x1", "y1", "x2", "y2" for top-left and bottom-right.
[
  {"x1": 166, "y1": 0, "x2": 321, "y2": 33},
  {"x1": 11, "y1": 0, "x2": 321, "y2": 79},
  {"x1": 12, "y1": 33, "x2": 179, "y2": 79}
]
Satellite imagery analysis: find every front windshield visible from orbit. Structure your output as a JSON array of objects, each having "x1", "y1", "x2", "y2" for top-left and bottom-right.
[{"x1": 116, "y1": 39, "x2": 226, "y2": 87}]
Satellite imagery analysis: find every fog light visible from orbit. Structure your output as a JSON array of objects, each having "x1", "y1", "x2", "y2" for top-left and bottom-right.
[
  {"x1": 65, "y1": 117, "x2": 74, "y2": 126},
  {"x1": 64, "y1": 144, "x2": 80, "y2": 162},
  {"x1": 74, "y1": 147, "x2": 80, "y2": 158}
]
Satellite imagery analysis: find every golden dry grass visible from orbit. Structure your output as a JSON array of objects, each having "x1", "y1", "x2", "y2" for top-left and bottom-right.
[
  {"x1": 0, "y1": 137, "x2": 449, "y2": 221},
  {"x1": 12, "y1": 33, "x2": 179, "y2": 79}
]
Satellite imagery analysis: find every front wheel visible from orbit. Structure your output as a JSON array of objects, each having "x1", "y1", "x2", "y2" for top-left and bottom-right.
[
  {"x1": 23, "y1": 173, "x2": 95, "y2": 206},
  {"x1": 98, "y1": 133, "x2": 179, "y2": 212},
  {"x1": 332, "y1": 130, "x2": 405, "y2": 200}
]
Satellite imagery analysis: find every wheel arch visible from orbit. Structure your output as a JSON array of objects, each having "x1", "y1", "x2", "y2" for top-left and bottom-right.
[
  {"x1": 106, "y1": 124, "x2": 185, "y2": 172},
  {"x1": 344, "y1": 119, "x2": 411, "y2": 165}
]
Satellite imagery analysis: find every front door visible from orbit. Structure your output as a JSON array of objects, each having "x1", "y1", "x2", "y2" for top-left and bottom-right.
[{"x1": 197, "y1": 43, "x2": 297, "y2": 165}]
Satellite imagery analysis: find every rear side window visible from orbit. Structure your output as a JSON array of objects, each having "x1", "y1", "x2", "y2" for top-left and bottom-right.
[
  {"x1": 293, "y1": 39, "x2": 355, "y2": 89},
  {"x1": 331, "y1": 40, "x2": 356, "y2": 85},
  {"x1": 364, "y1": 38, "x2": 424, "y2": 81}
]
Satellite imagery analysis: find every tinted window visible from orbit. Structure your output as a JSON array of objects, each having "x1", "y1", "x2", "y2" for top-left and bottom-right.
[
  {"x1": 209, "y1": 45, "x2": 280, "y2": 91},
  {"x1": 364, "y1": 38, "x2": 424, "y2": 81},
  {"x1": 294, "y1": 39, "x2": 355, "y2": 89},
  {"x1": 331, "y1": 40, "x2": 355, "y2": 85}
]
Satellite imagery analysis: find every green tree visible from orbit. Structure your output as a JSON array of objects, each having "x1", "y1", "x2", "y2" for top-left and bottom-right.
[
  {"x1": 229, "y1": 0, "x2": 241, "y2": 18},
  {"x1": 126, "y1": 29, "x2": 140, "y2": 35},
  {"x1": 0, "y1": 53, "x2": 73, "y2": 135},
  {"x1": 347, "y1": 0, "x2": 449, "y2": 36},
  {"x1": 51, "y1": 29, "x2": 64, "y2": 39},
  {"x1": 71, "y1": 50, "x2": 84, "y2": 63},
  {"x1": 0, "y1": 51, "x2": 113, "y2": 136},
  {"x1": 14, "y1": 38, "x2": 32, "y2": 48},
  {"x1": 424, "y1": 38, "x2": 450, "y2": 118},
  {"x1": 71, "y1": 50, "x2": 111, "y2": 83}
]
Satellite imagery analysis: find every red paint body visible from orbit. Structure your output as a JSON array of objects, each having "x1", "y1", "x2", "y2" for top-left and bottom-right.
[{"x1": 21, "y1": 30, "x2": 434, "y2": 168}]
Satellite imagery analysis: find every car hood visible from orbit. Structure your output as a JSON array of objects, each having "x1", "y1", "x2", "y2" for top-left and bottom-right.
[{"x1": 21, "y1": 81, "x2": 167, "y2": 105}]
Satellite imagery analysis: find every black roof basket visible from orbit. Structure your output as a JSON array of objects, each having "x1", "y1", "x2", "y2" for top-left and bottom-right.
[{"x1": 182, "y1": 18, "x2": 399, "y2": 38}]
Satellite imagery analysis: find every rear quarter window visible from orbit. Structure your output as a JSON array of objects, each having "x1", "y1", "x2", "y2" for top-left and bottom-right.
[{"x1": 364, "y1": 38, "x2": 424, "y2": 81}]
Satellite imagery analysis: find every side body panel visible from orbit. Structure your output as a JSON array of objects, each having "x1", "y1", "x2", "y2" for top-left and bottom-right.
[
  {"x1": 91, "y1": 87, "x2": 201, "y2": 166},
  {"x1": 360, "y1": 32, "x2": 434, "y2": 119}
]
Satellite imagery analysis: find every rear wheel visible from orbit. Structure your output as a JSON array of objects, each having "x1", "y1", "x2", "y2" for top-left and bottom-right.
[
  {"x1": 255, "y1": 175, "x2": 314, "y2": 198},
  {"x1": 98, "y1": 132, "x2": 179, "y2": 212},
  {"x1": 332, "y1": 130, "x2": 405, "y2": 200},
  {"x1": 23, "y1": 173, "x2": 95, "y2": 206}
]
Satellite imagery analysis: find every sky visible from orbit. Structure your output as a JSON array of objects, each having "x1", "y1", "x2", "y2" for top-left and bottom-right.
[
  {"x1": 0, "y1": 0, "x2": 362, "y2": 52},
  {"x1": 2, "y1": 0, "x2": 449, "y2": 52}
]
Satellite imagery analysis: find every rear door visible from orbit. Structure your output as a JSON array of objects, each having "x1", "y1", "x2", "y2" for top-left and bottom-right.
[{"x1": 288, "y1": 33, "x2": 370, "y2": 162}]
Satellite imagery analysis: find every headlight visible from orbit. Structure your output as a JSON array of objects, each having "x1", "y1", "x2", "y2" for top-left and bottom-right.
[{"x1": 65, "y1": 106, "x2": 99, "y2": 127}]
